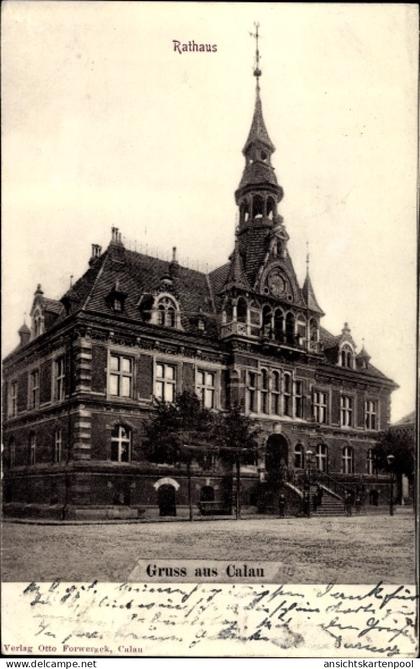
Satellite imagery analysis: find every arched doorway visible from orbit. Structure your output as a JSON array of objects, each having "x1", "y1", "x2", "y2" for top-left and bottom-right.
[
  {"x1": 265, "y1": 434, "x2": 289, "y2": 482},
  {"x1": 158, "y1": 484, "x2": 177, "y2": 516}
]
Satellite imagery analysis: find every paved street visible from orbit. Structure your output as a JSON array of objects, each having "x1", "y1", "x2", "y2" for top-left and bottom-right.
[{"x1": 1, "y1": 512, "x2": 414, "y2": 583}]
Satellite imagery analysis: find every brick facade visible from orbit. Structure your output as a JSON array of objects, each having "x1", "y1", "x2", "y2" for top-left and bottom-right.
[{"x1": 2, "y1": 63, "x2": 397, "y2": 520}]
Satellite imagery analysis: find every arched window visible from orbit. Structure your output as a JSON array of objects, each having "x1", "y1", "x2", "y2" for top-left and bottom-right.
[
  {"x1": 274, "y1": 309, "x2": 284, "y2": 341},
  {"x1": 296, "y1": 316, "x2": 306, "y2": 346},
  {"x1": 340, "y1": 344, "x2": 354, "y2": 368},
  {"x1": 111, "y1": 425, "x2": 132, "y2": 462},
  {"x1": 156, "y1": 296, "x2": 178, "y2": 328},
  {"x1": 224, "y1": 300, "x2": 234, "y2": 323},
  {"x1": 267, "y1": 197, "x2": 276, "y2": 219},
  {"x1": 366, "y1": 448, "x2": 375, "y2": 475},
  {"x1": 261, "y1": 369, "x2": 269, "y2": 414},
  {"x1": 237, "y1": 297, "x2": 248, "y2": 323},
  {"x1": 253, "y1": 194, "x2": 264, "y2": 219},
  {"x1": 32, "y1": 308, "x2": 44, "y2": 338},
  {"x1": 294, "y1": 443, "x2": 305, "y2": 469},
  {"x1": 316, "y1": 444, "x2": 328, "y2": 472},
  {"x1": 342, "y1": 446, "x2": 354, "y2": 474},
  {"x1": 262, "y1": 305, "x2": 272, "y2": 338},
  {"x1": 285, "y1": 313, "x2": 295, "y2": 345},
  {"x1": 249, "y1": 301, "x2": 261, "y2": 337},
  {"x1": 310, "y1": 318, "x2": 318, "y2": 347}
]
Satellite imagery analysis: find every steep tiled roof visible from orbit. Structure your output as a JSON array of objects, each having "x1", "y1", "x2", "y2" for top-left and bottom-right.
[
  {"x1": 61, "y1": 253, "x2": 108, "y2": 312},
  {"x1": 243, "y1": 91, "x2": 275, "y2": 154},
  {"x1": 319, "y1": 326, "x2": 340, "y2": 349},
  {"x1": 393, "y1": 411, "x2": 415, "y2": 426},
  {"x1": 41, "y1": 297, "x2": 65, "y2": 315},
  {"x1": 80, "y1": 248, "x2": 217, "y2": 337},
  {"x1": 238, "y1": 161, "x2": 279, "y2": 190},
  {"x1": 238, "y1": 226, "x2": 271, "y2": 286}
]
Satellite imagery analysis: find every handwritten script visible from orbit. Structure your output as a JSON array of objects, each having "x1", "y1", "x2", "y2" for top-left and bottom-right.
[{"x1": 2, "y1": 581, "x2": 418, "y2": 657}]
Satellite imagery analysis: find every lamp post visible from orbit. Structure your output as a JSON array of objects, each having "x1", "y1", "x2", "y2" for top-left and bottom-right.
[
  {"x1": 305, "y1": 449, "x2": 313, "y2": 517},
  {"x1": 387, "y1": 453, "x2": 395, "y2": 517}
]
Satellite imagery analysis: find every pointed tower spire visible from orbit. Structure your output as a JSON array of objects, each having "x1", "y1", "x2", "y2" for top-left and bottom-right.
[
  {"x1": 302, "y1": 248, "x2": 324, "y2": 315},
  {"x1": 235, "y1": 25, "x2": 283, "y2": 234}
]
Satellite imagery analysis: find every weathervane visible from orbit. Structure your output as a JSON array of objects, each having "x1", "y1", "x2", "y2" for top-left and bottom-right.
[{"x1": 249, "y1": 22, "x2": 262, "y2": 87}]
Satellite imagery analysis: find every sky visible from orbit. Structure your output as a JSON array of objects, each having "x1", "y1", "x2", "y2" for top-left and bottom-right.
[{"x1": 2, "y1": 2, "x2": 418, "y2": 422}]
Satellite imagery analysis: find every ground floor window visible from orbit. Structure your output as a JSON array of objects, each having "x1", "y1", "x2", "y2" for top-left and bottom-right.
[
  {"x1": 342, "y1": 445, "x2": 354, "y2": 474},
  {"x1": 366, "y1": 448, "x2": 376, "y2": 475},
  {"x1": 294, "y1": 443, "x2": 304, "y2": 469},
  {"x1": 316, "y1": 443, "x2": 328, "y2": 472},
  {"x1": 111, "y1": 425, "x2": 131, "y2": 462}
]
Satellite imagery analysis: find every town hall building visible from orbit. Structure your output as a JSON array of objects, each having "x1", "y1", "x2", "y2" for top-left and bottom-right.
[{"x1": 2, "y1": 42, "x2": 398, "y2": 520}]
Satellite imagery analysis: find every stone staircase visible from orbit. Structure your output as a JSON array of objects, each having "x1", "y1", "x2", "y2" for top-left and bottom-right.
[{"x1": 309, "y1": 484, "x2": 345, "y2": 516}]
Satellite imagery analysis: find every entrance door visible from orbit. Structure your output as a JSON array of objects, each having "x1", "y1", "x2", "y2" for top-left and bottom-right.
[
  {"x1": 265, "y1": 434, "x2": 289, "y2": 482},
  {"x1": 158, "y1": 484, "x2": 177, "y2": 516}
]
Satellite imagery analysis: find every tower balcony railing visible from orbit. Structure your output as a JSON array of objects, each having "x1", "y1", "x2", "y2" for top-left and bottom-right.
[
  {"x1": 220, "y1": 321, "x2": 324, "y2": 354},
  {"x1": 220, "y1": 321, "x2": 250, "y2": 338}
]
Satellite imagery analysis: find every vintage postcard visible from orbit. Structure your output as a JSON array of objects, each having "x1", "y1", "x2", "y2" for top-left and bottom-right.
[{"x1": 1, "y1": 1, "x2": 418, "y2": 659}]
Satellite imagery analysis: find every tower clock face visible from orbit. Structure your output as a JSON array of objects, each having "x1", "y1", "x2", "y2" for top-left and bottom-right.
[{"x1": 267, "y1": 270, "x2": 287, "y2": 297}]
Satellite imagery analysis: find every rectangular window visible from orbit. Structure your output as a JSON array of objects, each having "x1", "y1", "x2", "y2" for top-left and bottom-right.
[
  {"x1": 313, "y1": 391, "x2": 328, "y2": 424},
  {"x1": 247, "y1": 372, "x2": 257, "y2": 413},
  {"x1": 155, "y1": 362, "x2": 176, "y2": 402},
  {"x1": 54, "y1": 429, "x2": 63, "y2": 463},
  {"x1": 54, "y1": 356, "x2": 66, "y2": 400},
  {"x1": 29, "y1": 369, "x2": 40, "y2": 409},
  {"x1": 283, "y1": 373, "x2": 292, "y2": 416},
  {"x1": 261, "y1": 370, "x2": 269, "y2": 414},
  {"x1": 271, "y1": 372, "x2": 281, "y2": 415},
  {"x1": 109, "y1": 353, "x2": 133, "y2": 398},
  {"x1": 8, "y1": 380, "x2": 18, "y2": 417},
  {"x1": 294, "y1": 380, "x2": 303, "y2": 418},
  {"x1": 365, "y1": 400, "x2": 377, "y2": 430},
  {"x1": 29, "y1": 434, "x2": 36, "y2": 465},
  {"x1": 197, "y1": 370, "x2": 215, "y2": 409},
  {"x1": 340, "y1": 395, "x2": 353, "y2": 427}
]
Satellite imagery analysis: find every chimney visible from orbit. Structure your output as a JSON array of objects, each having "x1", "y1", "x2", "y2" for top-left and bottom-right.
[
  {"x1": 169, "y1": 246, "x2": 179, "y2": 276},
  {"x1": 89, "y1": 243, "x2": 102, "y2": 266}
]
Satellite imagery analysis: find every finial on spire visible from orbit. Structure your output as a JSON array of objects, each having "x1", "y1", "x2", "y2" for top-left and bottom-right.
[
  {"x1": 306, "y1": 241, "x2": 310, "y2": 274},
  {"x1": 69, "y1": 274, "x2": 74, "y2": 288},
  {"x1": 250, "y1": 22, "x2": 262, "y2": 90}
]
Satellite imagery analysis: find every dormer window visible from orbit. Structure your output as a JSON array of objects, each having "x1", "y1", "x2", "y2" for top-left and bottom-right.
[
  {"x1": 32, "y1": 308, "x2": 44, "y2": 338},
  {"x1": 156, "y1": 295, "x2": 179, "y2": 328},
  {"x1": 340, "y1": 344, "x2": 354, "y2": 368},
  {"x1": 106, "y1": 281, "x2": 127, "y2": 314}
]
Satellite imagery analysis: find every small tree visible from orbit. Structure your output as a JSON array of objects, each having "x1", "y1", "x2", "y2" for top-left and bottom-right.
[
  {"x1": 373, "y1": 428, "x2": 415, "y2": 503},
  {"x1": 211, "y1": 403, "x2": 261, "y2": 519},
  {"x1": 143, "y1": 390, "x2": 215, "y2": 519},
  {"x1": 144, "y1": 390, "x2": 213, "y2": 465}
]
